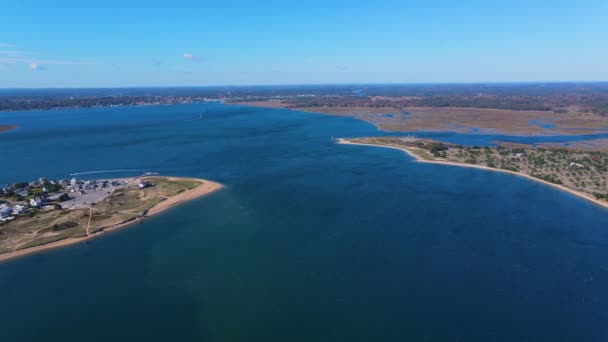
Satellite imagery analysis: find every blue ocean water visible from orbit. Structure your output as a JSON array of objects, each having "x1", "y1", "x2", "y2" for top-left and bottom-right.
[{"x1": 1, "y1": 103, "x2": 608, "y2": 341}]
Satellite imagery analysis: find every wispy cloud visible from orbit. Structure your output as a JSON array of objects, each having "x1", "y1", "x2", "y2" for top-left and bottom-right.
[
  {"x1": 183, "y1": 53, "x2": 203, "y2": 62},
  {"x1": 29, "y1": 63, "x2": 45, "y2": 71},
  {"x1": 0, "y1": 43, "x2": 98, "y2": 70}
]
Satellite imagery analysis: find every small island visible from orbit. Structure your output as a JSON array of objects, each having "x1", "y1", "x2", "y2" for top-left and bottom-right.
[
  {"x1": 339, "y1": 137, "x2": 608, "y2": 209},
  {"x1": 0, "y1": 175, "x2": 222, "y2": 262}
]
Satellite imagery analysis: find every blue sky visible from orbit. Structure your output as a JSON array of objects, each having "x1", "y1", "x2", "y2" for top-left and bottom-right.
[{"x1": 1, "y1": 0, "x2": 607, "y2": 87}]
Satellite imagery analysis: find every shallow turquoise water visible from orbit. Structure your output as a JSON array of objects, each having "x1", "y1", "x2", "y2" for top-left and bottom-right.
[{"x1": 1, "y1": 104, "x2": 608, "y2": 341}]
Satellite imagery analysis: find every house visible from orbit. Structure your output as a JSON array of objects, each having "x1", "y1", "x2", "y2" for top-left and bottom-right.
[
  {"x1": 29, "y1": 196, "x2": 46, "y2": 208},
  {"x1": 570, "y1": 162, "x2": 584, "y2": 168},
  {"x1": 16, "y1": 190, "x2": 30, "y2": 197},
  {"x1": 12, "y1": 204, "x2": 26, "y2": 215},
  {"x1": 0, "y1": 205, "x2": 12, "y2": 219},
  {"x1": 83, "y1": 181, "x2": 94, "y2": 190},
  {"x1": 138, "y1": 180, "x2": 152, "y2": 189}
]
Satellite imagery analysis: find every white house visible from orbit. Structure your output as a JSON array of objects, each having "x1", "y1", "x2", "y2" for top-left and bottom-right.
[
  {"x1": 0, "y1": 205, "x2": 12, "y2": 219},
  {"x1": 29, "y1": 196, "x2": 46, "y2": 208},
  {"x1": 138, "y1": 180, "x2": 152, "y2": 189},
  {"x1": 12, "y1": 204, "x2": 26, "y2": 215},
  {"x1": 570, "y1": 162, "x2": 584, "y2": 168}
]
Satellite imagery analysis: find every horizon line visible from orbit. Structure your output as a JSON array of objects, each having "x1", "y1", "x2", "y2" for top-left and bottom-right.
[{"x1": 2, "y1": 81, "x2": 608, "y2": 91}]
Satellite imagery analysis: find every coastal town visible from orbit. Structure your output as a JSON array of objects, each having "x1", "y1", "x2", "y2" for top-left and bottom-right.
[
  {"x1": 0, "y1": 175, "x2": 222, "y2": 261},
  {"x1": 340, "y1": 137, "x2": 608, "y2": 207},
  {"x1": 0, "y1": 176, "x2": 151, "y2": 222}
]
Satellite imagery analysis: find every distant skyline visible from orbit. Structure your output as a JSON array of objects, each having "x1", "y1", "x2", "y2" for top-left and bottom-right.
[{"x1": 1, "y1": 0, "x2": 607, "y2": 88}]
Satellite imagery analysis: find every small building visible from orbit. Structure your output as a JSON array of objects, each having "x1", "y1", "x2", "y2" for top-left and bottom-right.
[
  {"x1": 29, "y1": 196, "x2": 46, "y2": 208},
  {"x1": 0, "y1": 205, "x2": 13, "y2": 219},
  {"x1": 12, "y1": 204, "x2": 26, "y2": 215},
  {"x1": 16, "y1": 190, "x2": 30, "y2": 197},
  {"x1": 83, "y1": 181, "x2": 94, "y2": 190},
  {"x1": 138, "y1": 180, "x2": 152, "y2": 189},
  {"x1": 570, "y1": 162, "x2": 584, "y2": 168}
]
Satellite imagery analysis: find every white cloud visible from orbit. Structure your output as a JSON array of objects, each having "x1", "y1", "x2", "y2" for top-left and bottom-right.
[
  {"x1": 0, "y1": 43, "x2": 97, "y2": 70},
  {"x1": 29, "y1": 62, "x2": 45, "y2": 70},
  {"x1": 183, "y1": 53, "x2": 202, "y2": 61}
]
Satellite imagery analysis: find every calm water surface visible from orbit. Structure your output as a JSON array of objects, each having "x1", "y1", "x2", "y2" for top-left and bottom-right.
[{"x1": 1, "y1": 104, "x2": 608, "y2": 341}]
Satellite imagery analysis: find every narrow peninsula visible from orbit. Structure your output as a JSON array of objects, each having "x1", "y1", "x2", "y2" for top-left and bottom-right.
[
  {"x1": 339, "y1": 137, "x2": 608, "y2": 210},
  {"x1": 0, "y1": 175, "x2": 223, "y2": 262}
]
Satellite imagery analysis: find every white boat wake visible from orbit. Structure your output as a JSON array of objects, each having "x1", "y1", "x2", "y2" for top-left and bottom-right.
[{"x1": 69, "y1": 169, "x2": 152, "y2": 176}]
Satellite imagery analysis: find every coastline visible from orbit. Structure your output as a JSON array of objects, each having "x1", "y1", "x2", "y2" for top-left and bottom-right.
[
  {"x1": 338, "y1": 138, "x2": 608, "y2": 211},
  {"x1": 0, "y1": 177, "x2": 223, "y2": 263}
]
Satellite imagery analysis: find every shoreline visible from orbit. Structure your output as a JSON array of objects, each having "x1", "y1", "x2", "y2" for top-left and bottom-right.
[
  {"x1": 338, "y1": 138, "x2": 608, "y2": 211},
  {"x1": 0, "y1": 177, "x2": 223, "y2": 264}
]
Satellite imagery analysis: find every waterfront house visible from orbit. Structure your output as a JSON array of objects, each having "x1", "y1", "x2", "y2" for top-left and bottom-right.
[
  {"x1": 138, "y1": 180, "x2": 152, "y2": 189},
  {"x1": 12, "y1": 205, "x2": 26, "y2": 215},
  {"x1": 0, "y1": 205, "x2": 12, "y2": 219},
  {"x1": 29, "y1": 196, "x2": 46, "y2": 208}
]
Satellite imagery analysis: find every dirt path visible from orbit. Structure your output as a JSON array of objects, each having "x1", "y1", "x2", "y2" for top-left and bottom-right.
[{"x1": 86, "y1": 208, "x2": 93, "y2": 236}]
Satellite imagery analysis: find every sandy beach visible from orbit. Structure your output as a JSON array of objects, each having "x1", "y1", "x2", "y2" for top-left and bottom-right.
[
  {"x1": 0, "y1": 177, "x2": 223, "y2": 263},
  {"x1": 339, "y1": 138, "x2": 608, "y2": 211}
]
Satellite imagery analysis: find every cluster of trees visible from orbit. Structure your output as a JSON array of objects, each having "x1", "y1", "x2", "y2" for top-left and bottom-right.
[
  {"x1": 3, "y1": 83, "x2": 608, "y2": 115},
  {"x1": 593, "y1": 193, "x2": 608, "y2": 201},
  {"x1": 429, "y1": 143, "x2": 449, "y2": 158},
  {"x1": 0, "y1": 96, "x2": 205, "y2": 112},
  {"x1": 281, "y1": 85, "x2": 608, "y2": 115},
  {"x1": 531, "y1": 173, "x2": 563, "y2": 184}
]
